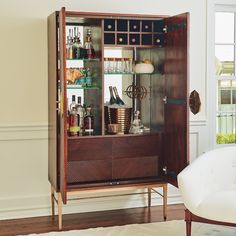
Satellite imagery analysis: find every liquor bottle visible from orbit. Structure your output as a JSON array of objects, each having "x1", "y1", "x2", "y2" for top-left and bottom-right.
[
  {"x1": 76, "y1": 96, "x2": 84, "y2": 132},
  {"x1": 70, "y1": 95, "x2": 77, "y2": 111},
  {"x1": 83, "y1": 106, "x2": 94, "y2": 135},
  {"x1": 72, "y1": 27, "x2": 83, "y2": 59},
  {"x1": 109, "y1": 86, "x2": 116, "y2": 105},
  {"x1": 84, "y1": 29, "x2": 95, "y2": 59},
  {"x1": 69, "y1": 107, "x2": 80, "y2": 136},
  {"x1": 113, "y1": 86, "x2": 125, "y2": 105},
  {"x1": 66, "y1": 29, "x2": 73, "y2": 59}
]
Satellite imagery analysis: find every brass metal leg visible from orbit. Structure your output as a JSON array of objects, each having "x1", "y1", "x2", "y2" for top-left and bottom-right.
[
  {"x1": 51, "y1": 185, "x2": 55, "y2": 222},
  {"x1": 163, "y1": 183, "x2": 167, "y2": 221},
  {"x1": 148, "y1": 188, "x2": 151, "y2": 208},
  {"x1": 58, "y1": 193, "x2": 63, "y2": 230}
]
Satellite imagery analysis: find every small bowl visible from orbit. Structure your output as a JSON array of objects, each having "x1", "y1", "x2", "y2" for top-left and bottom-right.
[
  {"x1": 134, "y1": 63, "x2": 154, "y2": 74},
  {"x1": 108, "y1": 124, "x2": 121, "y2": 134}
]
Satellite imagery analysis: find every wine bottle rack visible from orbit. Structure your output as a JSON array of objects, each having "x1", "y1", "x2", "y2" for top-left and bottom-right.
[{"x1": 104, "y1": 18, "x2": 165, "y2": 47}]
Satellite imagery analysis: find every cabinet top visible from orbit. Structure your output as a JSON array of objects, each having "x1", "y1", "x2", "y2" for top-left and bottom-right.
[{"x1": 57, "y1": 9, "x2": 169, "y2": 20}]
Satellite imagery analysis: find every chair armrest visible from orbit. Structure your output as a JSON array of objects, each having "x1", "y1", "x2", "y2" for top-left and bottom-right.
[{"x1": 178, "y1": 146, "x2": 236, "y2": 213}]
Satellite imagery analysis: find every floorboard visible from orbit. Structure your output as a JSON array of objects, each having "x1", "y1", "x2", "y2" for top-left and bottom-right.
[{"x1": 0, "y1": 204, "x2": 185, "y2": 236}]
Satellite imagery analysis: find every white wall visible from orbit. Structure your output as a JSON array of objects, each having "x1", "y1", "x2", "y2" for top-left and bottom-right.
[{"x1": 0, "y1": 0, "x2": 208, "y2": 219}]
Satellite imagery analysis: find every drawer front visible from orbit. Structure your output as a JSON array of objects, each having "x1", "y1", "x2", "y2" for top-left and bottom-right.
[
  {"x1": 68, "y1": 138, "x2": 112, "y2": 161},
  {"x1": 67, "y1": 160, "x2": 112, "y2": 184},
  {"x1": 112, "y1": 135, "x2": 160, "y2": 159},
  {"x1": 113, "y1": 156, "x2": 158, "y2": 179}
]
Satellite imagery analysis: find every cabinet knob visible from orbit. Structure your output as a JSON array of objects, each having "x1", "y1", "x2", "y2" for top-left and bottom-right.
[
  {"x1": 145, "y1": 25, "x2": 149, "y2": 29},
  {"x1": 108, "y1": 24, "x2": 112, "y2": 29},
  {"x1": 131, "y1": 38, "x2": 136, "y2": 43},
  {"x1": 163, "y1": 26, "x2": 167, "y2": 33},
  {"x1": 156, "y1": 38, "x2": 160, "y2": 43},
  {"x1": 118, "y1": 37, "x2": 123, "y2": 42},
  {"x1": 133, "y1": 25, "x2": 137, "y2": 29}
]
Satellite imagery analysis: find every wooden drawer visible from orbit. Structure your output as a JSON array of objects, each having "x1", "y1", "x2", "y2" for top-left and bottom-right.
[
  {"x1": 68, "y1": 138, "x2": 112, "y2": 161},
  {"x1": 67, "y1": 160, "x2": 112, "y2": 184},
  {"x1": 113, "y1": 156, "x2": 158, "y2": 179},
  {"x1": 112, "y1": 135, "x2": 160, "y2": 159}
]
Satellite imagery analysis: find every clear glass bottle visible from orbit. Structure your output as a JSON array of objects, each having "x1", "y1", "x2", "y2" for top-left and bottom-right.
[
  {"x1": 129, "y1": 58, "x2": 133, "y2": 73},
  {"x1": 66, "y1": 29, "x2": 73, "y2": 59},
  {"x1": 104, "y1": 58, "x2": 109, "y2": 73},
  {"x1": 70, "y1": 95, "x2": 77, "y2": 111},
  {"x1": 116, "y1": 58, "x2": 122, "y2": 73},
  {"x1": 84, "y1": 29, "x2": 95, "y2": 59},
  {"x1": 72, "y1": 27, "x2": 83, "y2": 59},
  {"x1": 129, "y1": 110, "x2": 143, "y2": 134},
  {"x1": 76, "y1": 96, "x2": 84, "y2": 134},
  {"x1": 83, "y1": 106, "x2": 94, "y2": 135}
]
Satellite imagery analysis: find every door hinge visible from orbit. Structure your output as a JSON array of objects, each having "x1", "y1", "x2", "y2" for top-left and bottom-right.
[
  {"x1": 163, "y1": 166, "x2": 167, "y2": 175},
  {"x1": 162, "y1": 96, "x2": 167, "y2": 104}
]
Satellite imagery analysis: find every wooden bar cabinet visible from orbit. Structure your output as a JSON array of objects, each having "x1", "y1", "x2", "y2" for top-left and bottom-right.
[{"x1": 48, "y1": 7, "x2": 189, "y2": 229}]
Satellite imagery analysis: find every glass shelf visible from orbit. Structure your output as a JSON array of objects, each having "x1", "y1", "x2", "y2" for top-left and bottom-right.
[
  {"x1": 104, "y1": 71, "x2": 161, "y2": 75},
  {"x1": 67, "y1": 85, "x2": 100, "y2": 90},
  {"x1": 66, "y1": 58, "x2": 100, "y2": 61}
]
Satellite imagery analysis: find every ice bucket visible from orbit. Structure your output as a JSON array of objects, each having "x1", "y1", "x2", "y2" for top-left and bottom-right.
[{"x1": 104, "y1": 106, "x2": 132, "y2": 134}]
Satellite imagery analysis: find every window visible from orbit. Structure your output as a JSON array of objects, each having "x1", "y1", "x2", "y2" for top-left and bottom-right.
[{"x1": 214, "y1": 7, "x2": 236, "y2": 144}]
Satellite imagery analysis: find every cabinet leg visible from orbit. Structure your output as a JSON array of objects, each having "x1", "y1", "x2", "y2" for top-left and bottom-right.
[
  {"x1": 186, "y1": 220, "x2": 192, "y2": 236},
  {"x1": 51, "y1": 186, "x2": 55, "y2": 222},
  {"x1": 58, "y1": 193, "x2": 63, "y2": 230},
  {"x1": 163, "y1": 184, "x2": 167, "y2": 221},
  {"x1": 148, "y1": 188, "x2": 151, "y2": 208}
]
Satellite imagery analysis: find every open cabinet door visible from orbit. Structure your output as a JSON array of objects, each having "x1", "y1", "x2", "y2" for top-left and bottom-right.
[
  {"x1": 58, "y1": 7, "x2": 68, "y2": 203},
  {"x1": 163, "y1": 13, "x2": 189, "y2": 187}
]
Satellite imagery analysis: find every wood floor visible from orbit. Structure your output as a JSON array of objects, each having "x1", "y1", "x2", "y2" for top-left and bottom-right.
[{"x1": 0, "y1": 204, "x2": 185, "y2": 236}]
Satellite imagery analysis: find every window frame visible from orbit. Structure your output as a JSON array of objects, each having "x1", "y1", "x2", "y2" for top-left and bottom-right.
[{"x1": 207, "y1": 0, "x2": 236, "y2": 147}]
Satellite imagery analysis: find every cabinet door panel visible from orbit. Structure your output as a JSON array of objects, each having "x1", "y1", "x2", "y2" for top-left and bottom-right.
[
  {"x1": 67, "y1": 160, "x2": 112, "y2": 183},
  {"x1": 163, "y1": 12, "x2": 189, "y2": 186},
  {"x1": 113, "y1": 156, "x2": 158, "y2": 179},
  {"x1": 58, "y1": 7, "x2": 67, "y2": 203},
  {"x1": 113, "y1": 135, "x2": 160, "y2": 159},
  {"x1": 68, "y1": 138, "x2": 112, "y2": 161}
]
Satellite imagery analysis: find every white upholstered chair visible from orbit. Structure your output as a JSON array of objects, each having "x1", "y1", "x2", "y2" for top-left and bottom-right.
[{"x1": 177, "y1": 146, "x2": 236, "y2": 236}]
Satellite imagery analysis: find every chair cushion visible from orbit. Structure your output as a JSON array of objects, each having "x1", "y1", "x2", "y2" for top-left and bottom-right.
[{"x1": 194, "y1": 190, "x2": 236, "y2": 223}]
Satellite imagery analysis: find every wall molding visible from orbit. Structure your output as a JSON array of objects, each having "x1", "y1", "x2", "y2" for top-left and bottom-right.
[
  {"x1": 0, "y1": 124, "x2": 48, "y2": 141},
  {"x1": 0, "y1": 121, "x2": 206, "y2": 141}
]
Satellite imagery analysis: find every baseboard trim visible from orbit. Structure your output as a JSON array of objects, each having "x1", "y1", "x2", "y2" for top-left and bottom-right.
[{"x1": 0, "y1": 193, "x2": 182, "y2": 220}]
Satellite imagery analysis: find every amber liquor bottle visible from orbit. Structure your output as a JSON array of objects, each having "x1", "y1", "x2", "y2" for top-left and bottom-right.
[{"x1": 69, "y1": 107, "x2": 80, "y2": 136}]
